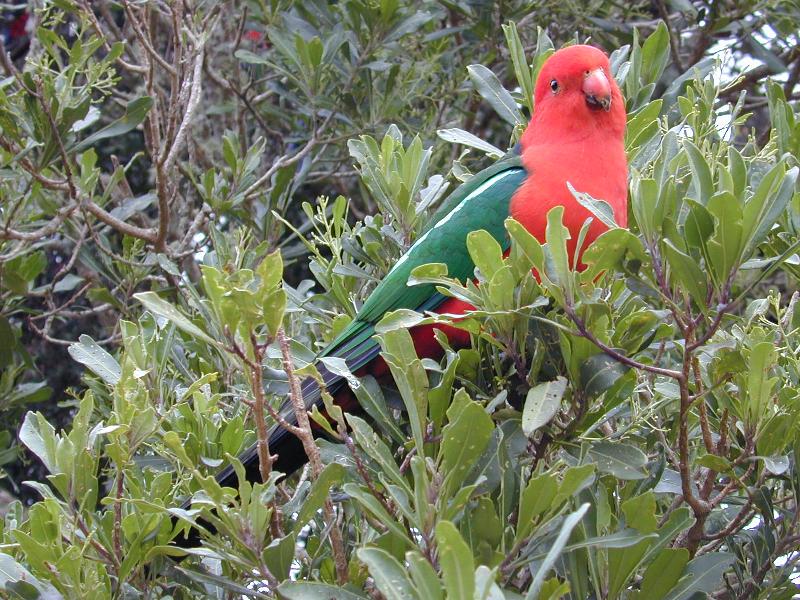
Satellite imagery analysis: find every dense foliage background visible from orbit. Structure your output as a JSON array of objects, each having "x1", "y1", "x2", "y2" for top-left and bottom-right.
[{"x1": 1, "y1": 0, "x2": 800, "y2": 598}]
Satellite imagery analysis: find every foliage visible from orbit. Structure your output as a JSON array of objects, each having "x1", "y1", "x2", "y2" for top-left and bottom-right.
[{"x1": 1, "y1": 1, "x2": 800, "y2": 599}]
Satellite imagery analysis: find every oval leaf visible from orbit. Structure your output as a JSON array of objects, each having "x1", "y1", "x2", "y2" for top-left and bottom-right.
[{"x1": 522, "y1": 377, "x2": 567, "y2": 437}]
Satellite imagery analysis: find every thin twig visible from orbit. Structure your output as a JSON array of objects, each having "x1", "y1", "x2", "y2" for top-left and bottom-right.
[
  {"x1": 277, "y1": 328, "x2": 349, "y2": 584},
  {"x1": 565, "y1": 306, "x2": 682, "y2": 379}
]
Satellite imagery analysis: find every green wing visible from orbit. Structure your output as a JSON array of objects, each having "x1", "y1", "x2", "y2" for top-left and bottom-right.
[
  {"x1": 215, "y1": 153, "x2": 527, "y2": 487},
  {"x1": 322, "y1": 153, "x2": 527, "y2": 365}
]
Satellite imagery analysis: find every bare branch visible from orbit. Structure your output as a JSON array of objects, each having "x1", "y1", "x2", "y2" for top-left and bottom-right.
[{"x1": 122, "y1": 1, "x2": 178, "y2": 76}]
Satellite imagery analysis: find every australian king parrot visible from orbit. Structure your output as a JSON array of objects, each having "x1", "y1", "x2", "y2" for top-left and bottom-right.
[{"x1": 214, "y1": 43, "x2": 628, "y2": 491}]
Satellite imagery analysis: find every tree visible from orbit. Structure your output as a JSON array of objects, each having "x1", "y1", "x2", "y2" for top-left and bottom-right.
[{"x1": 1, "y1": 1, "x2": 799, "y2": 598}]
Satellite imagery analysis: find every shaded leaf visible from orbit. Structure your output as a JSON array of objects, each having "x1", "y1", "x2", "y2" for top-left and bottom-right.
[
  {"x1": 526, "y1": 504, "x2": 590, "y2": 600},
  {"x1": 73, "y1": 97, "x2": 153, "y2": 153},
  {"x1": 580, "y1": 354, "x2": 629, "y2": 398},
  {"x1": 587, "y1": 442, "x2": 648, "y2": 480},
  {"x1": 663, "y1": 553, "x2": 734, "y2": 600},
  {"x1": 522, "y1": 377, "x2": 566, "y2": 437}
]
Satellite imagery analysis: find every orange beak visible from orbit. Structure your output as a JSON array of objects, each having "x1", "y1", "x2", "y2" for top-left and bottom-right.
[{"x1": 583, "y1": 68, "x2": 612, "y2": 111}]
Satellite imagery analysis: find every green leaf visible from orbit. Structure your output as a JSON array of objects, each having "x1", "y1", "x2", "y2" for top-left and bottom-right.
[
  {"x1": 706, "y1": 191, "x2": 744, "y2": 282},
  {"x1": 351, "y1": 375, "x2": 406, "y2": 443},
  {"x1": 517, "y1": 473, "x2": 558, "y2": 541},
  {"x1": 72, "y1": 97, "x2": 153, "y2": 153},
  {"x1": 683, "y1": 140, "x2": 713, "y2": 205},
  {"x1": 638, "y1": 548, "x2": 690, "y2": 600},
  {"x1": 4, "y1": 252, "x2": 47, "y2": 294},
  {"x1": 295, "y1": 463, "x2": 345, "y2": 527},
  {"x1": 663, "y1": 553, "x2": 734, "y2": 600},
  {"x1": 262, "y1": 289, "x2": 287, "y2": 336},
  {"x1": 696, "y1": 454, "x2": 732, "y2": 473},
  {"x1": 506, "y1": 217, "x2": 544, "y2": 272},
  {"x1": 474, "y1": 565, "x2": 504, "y2": 600},
  {"x1": 582, "y1": 227, "x2": 649, "y2": 280},
  {"x1": 742, "y1": 163, "x2": 798, "y2": 254},
  {"x1": 467, "y1": 64, "x2": 525, "y2": 126},
  {"x1": 503, "y1": 21, "x2": 534, "y2": 114},
  {"x1": 19, "y1": 412, "x2": 57, "y2": 475},
  {"x1": 544, "y1": 206, "x2": 573, "y2": 300},
  {"x1": 357, "y1": 547, "x2": 418, "y2": 600},
  {"x1": 567, "y1": 183, "x2": 618, "y2": 229},
  {"x1": 175, "y1": 566, "x2": 272, "y2": 598},
  {"x1": 580, "y1": 354, "x2": 629, "y2": 398},
  {"x1": 759, "y1": 454, "x2": 790, "y2": 475},
  {"x1": 630, "y1": 176, "x2": 659, "y2": 241},
  {"x1": 428, "y1": 348, "x2": 460, "y2": 431},
  {"x1": 263, "y1": 533, "x2": 297, "y2": 580},
  {"x1": 134, "y1": 292, "x2": 217, "y2": 345},
  {"x1": 467, "y1": 229, "x2": 505, "y2": 279},
  {"x1": 407, "y1": 263, "x2": 449, "y2": 287},
  {"x1": 233, "y1": 49, "x2": 270, "y2": 65},
  {"x1": 256, "y1": 250, "x2": 284, "y2": 290},
  {"x1": 437, "y1": 128, "x2": 504, "y2": 158},
  {"x1": 375, "y1": 309, "x2": 427, "y2": 333},
  {"x1": 640, "y1": 21, "x2": 670, "y2": 85},
  {"x1": 537, "y1": 578, "x2": 570, "y2": 600},
  {"x1": 587, "y1": 442, "x2": 648, "y2": 480},
  {"x1": 278, "y1": 582, "x2": 367, "y2": 599},
  {"x1": 745, "y1": 342, "x2": 778, "y2": 424},
  {"x1": 526, "y1": 503, "x2": 590, "y2": 600},
  {"x1": 348, "y1": 415, "x2": 409, "y2": 494},
  {"x1": 622, "y1": 492, "x2": 658, "y2": 533},
  {"x1": 521, "y1": 377, "x2": 566, "y2": 437},
  {"x1": 67, "y1": 335, "x2": 121, "y2": 385},
  {"x1": 467, "y1": 497, "x2": 503, "y2": 548},
  {"x1": 607, "y1": 492, "x2": 659, "y2": 597},
  {"x1": 440, "y1": 389, "x2": 494, "y2": 493},
  {"x1": 627, "y1": 100, "x2": 663, "y2": 155},
  {"x1": 662, "y1": 240, "x2": 708, "y2": 305},
  {"x1": 307, "y1": 36, "x2": 323, "y2": 68},
  {"x1": 378, "y1": 328, "x2": 428, "y2": 450},
  {"x1": 406, "y1": 550, "x2": 443, "y2": 600},
  {"x1": 435, "y1": 521, "x2": 475, "y2": 599},
  {"x1": 683, "y1": 200, "x2": 713, "y2": 268},
  {"x1": 0, "y1": 316, "x2": 14, "y2": 367},
  {"x1": 7, "y1": 381, "x2": 51, "y2": 406},
  {"x1": 553, "y1": 464, "x2": 596, "y2": 505},
  {"x1": 558, "y1": 528, "x2": 658, "y2": 554},
  {"x1": 0, "y1": 552, "x2": 62, "y2": 600},
  {"x1": 644, "y1": 507, "x2": 693, "y2": 565},
  {"x1": 344, "y1": 484, "x2": 410, "y2": 543},
  {"x1": 727, "y1": 146, "x2": 747, "y2": 197},
  {"x1": 662, "y1": 56, "x2": 714, "y2": 107}
]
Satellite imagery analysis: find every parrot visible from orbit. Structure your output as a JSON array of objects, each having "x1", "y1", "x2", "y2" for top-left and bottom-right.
[{"x1": 212, "y1": 43, "x2": 628, "y2": 491}]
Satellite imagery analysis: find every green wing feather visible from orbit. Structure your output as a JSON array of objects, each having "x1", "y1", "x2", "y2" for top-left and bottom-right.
[{"x1": 322, "y1": 152, "x2": 527, "y2": 364}]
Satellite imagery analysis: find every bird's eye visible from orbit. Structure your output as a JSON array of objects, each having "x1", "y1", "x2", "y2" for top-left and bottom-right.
[{"x1": 550, "y1": 79, "x2": 559, "y2": 93}]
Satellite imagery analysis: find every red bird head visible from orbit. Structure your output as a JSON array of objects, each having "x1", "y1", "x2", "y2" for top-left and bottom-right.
[
  {"x1": 511, "y1": 44, "x2": 629, "y2": 257},
  {"x1": 523, "y1": 45, "x2": 626, "y2": 145}
]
